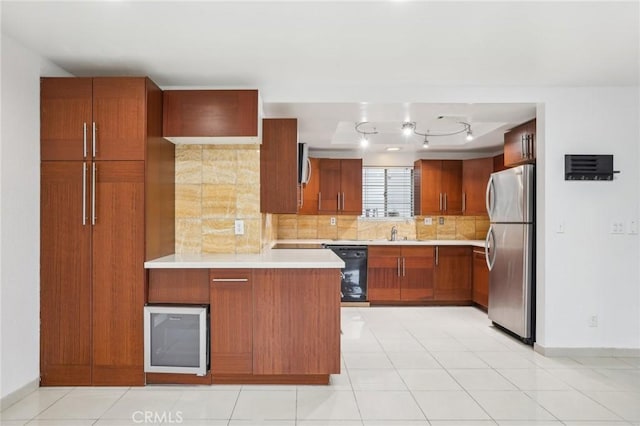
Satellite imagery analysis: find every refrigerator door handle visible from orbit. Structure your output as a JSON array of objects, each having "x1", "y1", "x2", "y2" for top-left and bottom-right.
[
  {"x1": 486, "y1": 175, "x2": 495, "y2": 218},
  {"x1": 485, "y1": 225, "x2": 497, "y2": 271}
]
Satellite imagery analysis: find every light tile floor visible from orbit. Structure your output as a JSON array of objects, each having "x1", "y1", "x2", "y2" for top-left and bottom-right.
[{"x1": 2, "y1": 307, "x2": 639, "y2": 425}]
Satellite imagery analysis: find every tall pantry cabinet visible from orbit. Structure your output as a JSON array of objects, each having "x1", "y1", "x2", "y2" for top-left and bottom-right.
[{"x1": 40, "y1": 77, "x2": 175, "y2": 386}]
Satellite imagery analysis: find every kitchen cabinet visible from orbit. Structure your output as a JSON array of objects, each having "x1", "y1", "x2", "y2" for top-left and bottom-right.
[
  {"x1": 318, "y1": 158, "x2": 362, "y2": 215},
  {"x1": 163, "y1": 89, "x2": 260, "y2": 143},
  {"x1": 40, "y1": 77, "x2": 174, "y2": 386},
  {"x1": 462, "y1": 157, "x2": 493, "y2": 216},
  {"x1": 493, "y1": 153, "x2": 507, "y2": 172},
  {"x1": 434, "y1": 246, "x2": 472, "y2": 301},
  {"x1": 41, "y1": 77, "x2": 147, "y2": 161},
  {"x1": 260, "y1": 118, "x2": 298, "y2": 214},
  {"x1": 210, "y1": 269, "x2": 254, "y2": 375},
  {"x1": 504, "y1": 119, "x2": 536, "y2": 167},
  {"x1": 368, "y1": 246, "x2": 434, "y2": 302},
  {"x1": 472, "y1": 248, "x2": 489, "y2": 310},
  {"x1": 148, "y1": 269, "x2": 209, "y2": 304},
  {"x1": 299, "y1": 157, "x2": 320, "y2": 215},
  {"x1": 414, "y1": 160, "x2": 462, "y2": 216}
]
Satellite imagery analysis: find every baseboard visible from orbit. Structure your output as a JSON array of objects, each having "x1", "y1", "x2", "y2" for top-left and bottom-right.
[
  {"x1": 0, "y1": 378, "x2": 39, "y2": 411},
  {"x1": 534, "y1": 343, "x2": 640, "y2": 357}
]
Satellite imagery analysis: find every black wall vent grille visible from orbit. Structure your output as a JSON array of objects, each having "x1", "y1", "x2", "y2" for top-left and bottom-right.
[{"x1": 565, "y1": 154, "x2": 615, "y2": 181}]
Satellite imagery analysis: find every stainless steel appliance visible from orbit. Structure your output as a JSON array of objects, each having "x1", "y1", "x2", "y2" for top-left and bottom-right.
[
  {"x1": 144, "y1": 305, "x2": 209, "y2": 375},
  {"x1": 325, "y1": 245, "x2": 368, "y2": 303},
  {"x1": 485, "y1": 164, "x2": 535, "y2": 343}
]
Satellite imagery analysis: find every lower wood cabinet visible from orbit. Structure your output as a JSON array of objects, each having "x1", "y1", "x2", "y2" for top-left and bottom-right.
[
  {"x1": 210, "y1": 269, "x2": 253, "y2": 375},
  {"x1": 368, "y1": 246, "x2": 434, "y2": 302},
  {"x1": 149, "y1": 269, "x2": 209, "y2": 304},
  {"x1": 434, "y1": 246, "x2": 472, "y2": 301},
  {"x1": 472, "y1": 248, "x2": 489, "y2": 309}
]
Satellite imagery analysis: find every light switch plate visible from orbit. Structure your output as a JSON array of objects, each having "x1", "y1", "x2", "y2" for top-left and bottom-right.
[
  {"x1": 330, "y1": 217, "x2": 336, "y2": 226},
  {"x1": 424, "y1": 217, "x2": 433, "y2": 225},
  {"x1": 234, "y1": 219, "x2": 244, "y2": 235}
]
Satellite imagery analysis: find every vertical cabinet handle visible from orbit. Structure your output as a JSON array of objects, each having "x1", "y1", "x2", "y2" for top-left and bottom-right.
[
  {"x1": 462, "y1": 192, "x2": 466, "y2": 213},
  {"x1": 342, "y1": 192, "x2": 345, "y2": 211},
  {"x1": 521, "y1": 134, "x2": 525, "y2": 158},
  {"x1": 82, "y1": 163, "x2": 87, "y2": 226},
  {"x1": 439, "y1": 193, "x2": 443, "y2": 211},
  {"x1": 402, "y1": 257, "x2": 406, "y2": 277},
  {"x1": 435, "y1": 246, "x2": 439, "y2": 266},
  {"x1": 91, "y1": 163, "x2": 96, "y2": 225},
  {"x1": 528, "y1": 133, "x2": 534, "y2": 159},
  {"x1": 444, "y1": 193, "x2": 447, "y2": 212},
  {"x1": 318, "y1": 192, "x2": 321, "y2": 210},
  {"x1": 92, "y1": 122, "x2": 97, "y2": 158},
  {"x1": 83, "y1": 122, "x2": 87, "y2": 159},
  {"x1": 397, "y1": 257, "x2": 401, "y2": 277},
  {"x1": 337, "y1": 192, "x2": 341, "y2": 211}
]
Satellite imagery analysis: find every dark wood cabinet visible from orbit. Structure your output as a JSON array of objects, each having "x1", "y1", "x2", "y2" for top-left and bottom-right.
[
  {"x1": 163, "y1": 90, "x2": 259, "y2": 139},
  {"x1": 414, "y1": 160, "x2": 462, "y2": 215},
  {"x1": 40, "y1": 77, "x2": 174, "y2": 386},
  {"x1": 299, "y1": 157, "x2": 320, "y2": 215},
  {"x1": 504, "y1": 119, "x2": 536, "y2": 167},
  {"x1": 148, "y1": 269, "x2": 209, "y2": 304},
  {"x1": 318, "y1": 159, "x2": 362, "y2": 215},
  {"x1": 260, "y1": 118, "x2": 298, "y2": 213},
  {"x1": 210, "y1": 269, "x2": 254, "y2": 375},
  {"x1": 493, "y1": 153, "x2": 507, "y2": 172},
  {"x1": 368, "y1": 246, "x2": 434, "y2": 302},
  {"x1": 472, "y1": 248, "x2": 489, "y2": 309},
  {"x1": 434, "y1": 246, "x2": 472, "y2": 301},
  {"x1": 462, "y1": 157, "x2": 493, "y2": 216}
]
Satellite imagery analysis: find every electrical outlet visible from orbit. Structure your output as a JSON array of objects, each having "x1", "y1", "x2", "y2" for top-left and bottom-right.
[
  {"x1": 234, "y1": 219, "x2": 244, "y2": 235},
  {"x1": 588, "y1": 315, "x2": 598, "y2": 328},
  {"x1": 611, "y1": 221, "x2": 625, "y2": 234},
  {"x1": 629, "y1": 220, "x2": 638, "y2": 234},
  {"x1": 424, "y1": 217, "x2": 433, "y2": 225},
  {"x1": 330, "y1": 217, "x2": 336, "y2": 226},
  {"x1": 438, "y1": 217, "x2": 445, "y2": 225}
]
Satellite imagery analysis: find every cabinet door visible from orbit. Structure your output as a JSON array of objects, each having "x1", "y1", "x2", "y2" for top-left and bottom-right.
[
  {"x1": 525, "y1": 119, "x2": 536, "y2": 161},
  {"x1": 253, "y1": 269, "x2": 340, "y2": 375},
  {"x1": 462, "y1": 158, "x2": 493, "y2": 215},
  {"x1": 148, "y1": 269, "x2": 209, "y2": 304},
  {"x1": 210, "y1": 269, "x2": 253, "y2": 375},
  {"x1": 92, "y1": 161, "x2": 145, "y2": 385},
  {"x1": 400, "y1": 246, "x2": 434, "y2": 301},
  {"x1": 40, "y1": 78, "x2": 93, "y2": 161},
  {"x1": 92, "y1": 77, "x2": 146, "y2": 161},
  {"x1": 260, "y1": 118, "x2": 298, "y2": 214},
  {"x1": 434, "y1": 246, "x2": 472, "y2": 301},
  {"x1": 504, "y1": 119, "x2": 536, "y2": 167},
  {"x1": 40, "y1": 162, "x2": 92, "y2": 385},
  {"x1": 318, "y1": 159, "x2": 341, "y2": 214},
  {"x1": 340, "y1": 159, "x2": 362, "y2": 214},
  {"x1": 493, "y1": 154, "x2": 507, "y2": 172},
  {"x1": 441, "y1": 160, "x2": 463, "y2": 214},
  {"x1": 472, "y1": 249, "x2": 489, "y2": 309},
  {"x1": 415, "y1": 160, "x2": 442, "y2": 215},
  {"x1": 300, "y1": 157, "x2": 320, "y2": 215},
  {"x1": 367, "y1": 246, "x2": 401, "y2": 302}
]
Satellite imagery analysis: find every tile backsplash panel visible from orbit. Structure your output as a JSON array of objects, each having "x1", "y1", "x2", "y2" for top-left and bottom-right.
[
  {"x1": 276, "y1": 215, "x2": 489, "y2": 241},
  {"x1": 175, "y1": 144, "x2": 262, "y2": 254}
]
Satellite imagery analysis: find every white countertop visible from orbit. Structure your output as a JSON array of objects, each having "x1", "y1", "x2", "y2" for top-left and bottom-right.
[
  {"x1": 275, "y1": 239, "x2": 486, "y2": 248},
  {"x1": 144, "y1": 249, "x2": 345, "y2": 269}
]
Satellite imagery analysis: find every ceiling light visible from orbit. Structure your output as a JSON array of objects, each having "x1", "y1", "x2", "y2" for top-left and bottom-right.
[
  {"x1": 360, "y1": 136, "x2": 369, "y2": 147},
  {"x1": 422, "y1": 135, "x2": 429, "y2": 149},
  {"x1": 355, "y1": 121, "x2": 378, "y2": 149},
  {"x1": 402, "y1": 122, "x2": 415, "y2": 136},
  {"x1": 386, "y1": 147, "x2": 400, "y2": 152},
  {"x1": 466, "y1": 129, "x2": 474, "y2": 141}
]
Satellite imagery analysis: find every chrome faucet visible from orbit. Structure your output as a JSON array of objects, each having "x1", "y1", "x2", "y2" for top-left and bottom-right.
[{"x1": 390, "y1": 226, "x2": 398, "y2": 241}]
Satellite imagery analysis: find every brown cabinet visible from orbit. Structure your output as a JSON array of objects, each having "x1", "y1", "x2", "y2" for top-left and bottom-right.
[
  {"x1": 163, "y1": 90, "x2": 259, "y2": 141},
  {"x1": 434, "y1": 246, "x2": 472, "y2": 301},
  {"x1": 148, "y1": 269, "x2": 209, "y2": 304},
  {"x1": 40, "y1": 77, "x2": 174, "y2": 386},
  {"x1": 41, "y1": 77, "x2": 147, "y2": 161},
  {"x1": 462, "y1": 157, "x2": 493, "y2": 216},
  {"x1": 260, "y1": 118, "x2": 298, "y2": 214},
  {"x1": 318, "y1": 159, "x2": 362, "y2": 215},
  {"x1": 504, "y1": 119, "x2": 536, "y2": 167},
  {"x1": 472, "y1": 248, "x2": 489, "y2": 309},
  {"x1": 493, "y1": 154, "x2": 507, "y2": 172},
  {"x1": 210, "y1": 269, "x2": 254, "y2": 375},
  {"x1": 368, "y1": 246, "x2": 434, "y2": 302},
  {"x1": 299, "y1": 157, "x2": 320, "y2": 215},
  {"x1": 414, "y1": 160, "x2": 462, "y2": 215}
]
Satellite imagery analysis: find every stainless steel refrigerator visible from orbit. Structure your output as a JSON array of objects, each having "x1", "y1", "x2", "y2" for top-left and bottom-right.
[{"x1": 485, "y1": 164, "x2": 535, "y2": 343}]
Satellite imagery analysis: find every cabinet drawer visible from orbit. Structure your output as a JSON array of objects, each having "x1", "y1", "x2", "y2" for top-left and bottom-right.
[{"x1": 148, "y1": 269, "x2": 209, "y2": 304}]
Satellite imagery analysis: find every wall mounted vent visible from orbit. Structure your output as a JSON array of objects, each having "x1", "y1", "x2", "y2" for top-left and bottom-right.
[{"x1": 564, "y1": 154, "x2": 616, "y2": 181}]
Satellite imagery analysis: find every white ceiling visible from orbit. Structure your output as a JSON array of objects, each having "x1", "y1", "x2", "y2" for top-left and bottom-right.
[{"x1": 2, "y1": 1, "x2": 638, "y2": 154}]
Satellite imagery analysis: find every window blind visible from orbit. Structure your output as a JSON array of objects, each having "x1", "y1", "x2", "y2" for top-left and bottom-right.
[{"x1": 362, "y1": 167, "x2": 414, "y2": 218}]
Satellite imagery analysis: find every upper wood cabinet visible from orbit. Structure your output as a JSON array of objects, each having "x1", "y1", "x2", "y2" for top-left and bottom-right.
[
  {"x1": 462, "y1": 157, "x2": 493, "y2": 216},
  {"x1": 434, "y1": 246, "x2": 472, "y2": 301},
  {"x1": 163, "y1": 90, "x2": 261, "y2": 144},
  {"x1": 41, "y1": 77, "x2": 148, "y2": 161},
  {"x1": 493, "y1": 154, "x2": 507, "y2": 172},
  {"x1": 260, "y1": 118, "x2": 298, "y2": 214},
  {"x1": 414, "y1": 160, "x2": 462, "y2": 216},
  {"x1": 504, "y1": 119, "x2": 536, "y2": 167},
  {"x1": 318, "y1": 159, "x2": 362, "y2": 215},
  {"x1": 299, "y1": 157, "x2": 320, "y2": 215},
  {"x1": 368, "y1": 246, "x2": 435, "y2": 302}
]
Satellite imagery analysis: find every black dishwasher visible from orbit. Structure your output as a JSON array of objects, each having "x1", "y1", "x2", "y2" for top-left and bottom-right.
[{"x1": 325, "y1": 245, "x2": 368, "y2": 302}]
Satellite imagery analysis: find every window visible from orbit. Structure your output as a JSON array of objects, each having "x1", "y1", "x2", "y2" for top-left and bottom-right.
[{"x1": 362, "y1": 167, "x2": 414, "y2": 218}]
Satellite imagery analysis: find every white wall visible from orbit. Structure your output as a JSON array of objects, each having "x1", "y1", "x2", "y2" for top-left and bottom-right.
[{"x1": 0, "y1": 34, "x2": 70, "y2": 400}]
